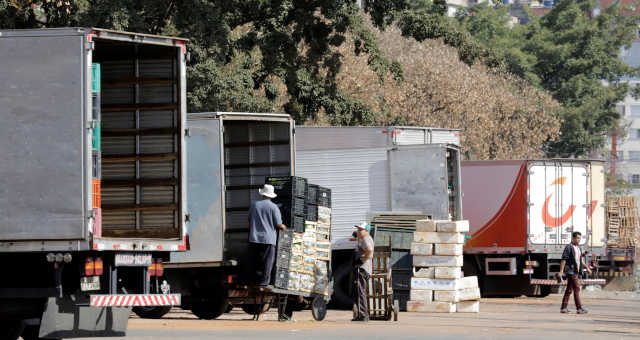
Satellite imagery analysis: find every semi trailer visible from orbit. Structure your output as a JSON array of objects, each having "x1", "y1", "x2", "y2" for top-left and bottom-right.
[
  {"x1": 461, "y1": 160, "x2": 607, "y2": 297},
  {"x1": 294, "y1": 126, "x2": 463, "y2": 307},
  {"x1": 0, "y1": 28, "x2": 188, "y2": 339}
]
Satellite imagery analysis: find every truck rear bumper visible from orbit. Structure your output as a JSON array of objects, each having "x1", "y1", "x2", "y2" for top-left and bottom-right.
[
  {"x1": 530, "y1": 279, "x2": 606, "y2": 286},
  {"x1": 90, "y1": 294, "x2": 181, "y2": 307}
]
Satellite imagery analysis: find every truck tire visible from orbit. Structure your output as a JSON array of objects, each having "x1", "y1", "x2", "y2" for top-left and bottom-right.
[
  {"x1": 329, "y1": 263, "x2": 354, "y2": 309},
  {"x1": 191, "y1": 297, "x2": 229, "y2": 320},
  {"x1": 0, "y1": 320, "x2": 24, "y2": 340},
  {"x1": 20, "y1": 325, "x2": 60, "y2": 340},
  {"x1": 132, "y1": 306, "x2": 172, "y2": 319}
]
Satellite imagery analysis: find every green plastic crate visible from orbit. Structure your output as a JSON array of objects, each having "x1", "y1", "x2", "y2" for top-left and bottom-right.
[{"x1": 91, "y1": 63, "x2": 101, "y2": 93}]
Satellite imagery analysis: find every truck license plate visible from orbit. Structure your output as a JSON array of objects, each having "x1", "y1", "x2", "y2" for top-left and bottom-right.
[
  {"x1": 115, "y1": 253, "x2": 152, "y2": 266},
  {"x1": 80, "y1": 276, "x2": 101, "y2": 291}
]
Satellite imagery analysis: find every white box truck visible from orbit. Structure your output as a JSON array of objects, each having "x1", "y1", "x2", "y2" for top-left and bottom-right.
[
  {"x1": 295, "y1": 126, "x2": 462, "y2": 307},
  {"x1": 0, "y1": 28, "x2": 188, "y2": 339}
]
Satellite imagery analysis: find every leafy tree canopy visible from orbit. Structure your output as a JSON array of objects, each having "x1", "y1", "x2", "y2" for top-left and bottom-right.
[{"x1": 457, "y1": 0, "x2": 640, "y2": 157}]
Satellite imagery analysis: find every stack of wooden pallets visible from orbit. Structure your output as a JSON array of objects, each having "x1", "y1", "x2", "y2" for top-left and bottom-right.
[{"x1": 606, "y1": 196, "x2": 639, "y2": 248}]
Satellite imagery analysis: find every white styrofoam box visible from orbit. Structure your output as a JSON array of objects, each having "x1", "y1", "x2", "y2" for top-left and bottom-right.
[
  {"x1": 433, "y1": 290, "x2": 457, "y2": 302},
  {"x1": 456, "y1": 300, "x2": 480, "y2": 313},
  {"x1": 416, "y1": 219, "x2": 437, "y2": 232},
  {"x1": 411, "y1": 278, "x2": 459, "y2": 291},
  {"x1": 410, "y1": 242, "x2": 433, "y2": 256},
  {"x1": 436, "y1": 220, "x2": 470, "y2": 233},
  {"x1": 434, "y1": 244, "x2": 463, "y2": 256},
  {"x1": 413, "y1": 232, "x2": 465, "y2": 244},
  {"x1": 460, "y1": 276, "x2": 479, "y2": 290},
  {"x1": 406, "y1": 301, "x2": 455, "y2": 313},
  {"x1": 435, "y1": 267, "x2": 462, "y2": 279},
  {"x1": 457, "y1": 287, "x2": 481, "y2": 302},
  {"x1": 434, "y1": 288, "x2": 480, "y2": 302},
  {"x1": 413, "y1": 255, "x2": 463, "y2": 267},
  {"x1": 410, "y1": 289, "x2": 433, "y2": 303},
  {"x1": 413, "y1": 267, "x2": 435, "y2": 278}
]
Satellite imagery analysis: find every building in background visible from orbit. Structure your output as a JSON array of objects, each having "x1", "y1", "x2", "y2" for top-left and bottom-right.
[{"x1": 609, "y1": 42, "x2": 640, "y2": 188}]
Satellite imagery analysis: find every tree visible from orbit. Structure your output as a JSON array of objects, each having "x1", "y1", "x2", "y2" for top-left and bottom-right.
[
  {"x1": 335, "y1": 26, "x2": 561, "y2": 159},
  {"x1": 1, "y1": 0, "x2": 404, "y2": 124},
  {"x1": 458, "y1": 0, "x2": 640, "y2": 157}
]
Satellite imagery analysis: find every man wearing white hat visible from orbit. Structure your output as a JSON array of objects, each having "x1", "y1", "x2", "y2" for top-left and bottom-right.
[
  {"x1": 353, "y1": 222, "x2": 374, "y2": 322},
  {"x1": 248, "y1": 184, "x2": 287, "y2": 287}
]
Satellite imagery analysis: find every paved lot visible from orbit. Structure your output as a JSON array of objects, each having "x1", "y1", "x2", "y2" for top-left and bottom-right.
[{"x1": 77, "y1": 292, "x2": 640, "y2": 340}]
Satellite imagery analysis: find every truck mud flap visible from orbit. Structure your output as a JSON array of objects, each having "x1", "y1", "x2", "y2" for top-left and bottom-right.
[
  {"x1": 530, "y1": 279, "x2": 607, "y2": 286},
  {"x1": 90, "y1": 294, "x2": 181, "y2": 307},
  {"x1": 39, "y1": 297, "x2": 129, "y2": 338}
]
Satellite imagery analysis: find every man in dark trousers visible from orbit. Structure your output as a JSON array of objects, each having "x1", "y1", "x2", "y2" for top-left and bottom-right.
[
  {"x1": 353, "y1": 222, "x2": 374, "y2": 322},
  {"x1": 557, "y1": 231, "x2": 592, "y2": 314},
  {"x1": 248, "y1": 184, "x2": 286, "y2": 287}
]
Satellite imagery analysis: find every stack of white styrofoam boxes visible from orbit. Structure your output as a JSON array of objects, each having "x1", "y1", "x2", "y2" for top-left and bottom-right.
[{"x1": 407, "y1": 220, "x2": 480, "y2": 313}]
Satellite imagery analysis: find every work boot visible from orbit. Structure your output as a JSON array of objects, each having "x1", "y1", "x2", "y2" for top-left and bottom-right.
[{"x1": 577, "y1": 308, "x2": 588, "y2": 314}]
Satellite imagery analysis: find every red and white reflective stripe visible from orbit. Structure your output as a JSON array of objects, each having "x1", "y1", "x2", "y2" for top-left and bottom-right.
[
  {"x1": 90, "y1": 294, "x2": 181, "y2": 307},
  {"x1": 530, "y1": 279, "x2": 606, "y2": 286},
  {"x1": 228, "y1": 290, "x2": 248, "y2": 298}
]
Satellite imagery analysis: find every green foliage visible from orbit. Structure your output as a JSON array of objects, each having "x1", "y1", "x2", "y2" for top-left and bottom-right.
[
  {"x1": 458, "y1": 0, "x2": 640, "y2": 157},
  {"x1": 0, "y1": 0, "x2": 405, "y2": 125},
  {"x1": 607, "y1": 175, "x2": 632, "y2": 195}
]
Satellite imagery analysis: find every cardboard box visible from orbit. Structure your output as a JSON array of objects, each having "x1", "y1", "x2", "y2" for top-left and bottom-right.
[
  {"x1": 410, "y1": 242, "x2": 434, "y2": 256},
  {"x1": 416, "y1": 219, "x2": 437, "y2": 232},
  {"x1": 413, "y1": 255, "x2": 463, "y2": 267},
  {"x1": 410, "y1": 289, "x2": 433, "y2": 302},
  {"x1": 434, "y1": 244, "x2": 463, "y2": 256},
  {"x1": 456, "y1": 300, "x2": 480, "y2": 313},
  {"x1": 413, "y1": 267, "x2": 435, "y2": 278},
  {"x1": 436, "y1": 220, "x2": 470, "y2": 233},
  {"x1": 406, "y1": 301, "x2": 455, "y2": 313},
  {"x1": 413, "y1": 232, "x2": 465, "y2": 244},
  {"x1": 435, "y1": 267, "x2": 462, "y2": 279}
]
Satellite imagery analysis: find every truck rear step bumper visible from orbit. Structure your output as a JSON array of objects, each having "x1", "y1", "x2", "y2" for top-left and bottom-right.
[
  {"x1": 530, "y1": 279, "x2": 606, "y2": 286},
  {"x1": 90, "y1": 294, "x2": 180, "y2": 307}
]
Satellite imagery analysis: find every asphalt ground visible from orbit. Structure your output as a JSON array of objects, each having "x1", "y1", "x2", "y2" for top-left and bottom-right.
[{"x1": 72, "y1": 291, "x2": 640, "y2": 340}]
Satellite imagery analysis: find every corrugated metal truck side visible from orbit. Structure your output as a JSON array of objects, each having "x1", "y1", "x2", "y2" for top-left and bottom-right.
[
  {"x1": 461, "y1": 160, "x2": 606, "y2": 297},
  {"x1": 0, "y1": 28, "x2": 187, "y2": 339}
]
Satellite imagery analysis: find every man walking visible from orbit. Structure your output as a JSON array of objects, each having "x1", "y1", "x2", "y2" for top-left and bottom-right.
[
  {"x1": 557, "y1": 231, "x2": 592, "y2": 314},
  {"x1": 353, "y1": 222, "x2": 374, "y2": 322},
  {"x1": 248, "y1": 184, "x2": 286, "y2": 287}
]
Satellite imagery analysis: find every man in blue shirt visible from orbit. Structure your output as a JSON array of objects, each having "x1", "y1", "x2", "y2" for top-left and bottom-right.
[{"x1": 248, "y1": 184, "x2": 287, "y2": 287}]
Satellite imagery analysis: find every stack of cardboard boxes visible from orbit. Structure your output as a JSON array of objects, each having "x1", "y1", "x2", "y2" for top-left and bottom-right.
[{"x1": 407, "y1": 219, "x2": 480, "y2": 313}]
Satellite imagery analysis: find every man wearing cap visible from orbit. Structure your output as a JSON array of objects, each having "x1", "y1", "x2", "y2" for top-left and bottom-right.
[
  {"x1": 248, "y1": 184, "x2": 287, "y2": 287},
  {"x1": 353, "y1": 222, "x2": 374, "y2": 322}
]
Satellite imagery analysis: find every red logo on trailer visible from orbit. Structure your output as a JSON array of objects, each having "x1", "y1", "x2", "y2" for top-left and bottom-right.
[{"x1": 541, "y1": 177, "x2": 576, "y2": 227}]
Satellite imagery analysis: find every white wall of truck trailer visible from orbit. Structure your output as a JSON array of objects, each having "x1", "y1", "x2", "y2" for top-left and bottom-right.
[
  {"x1": 295, "y1": 126, "x2": 461, "y2": 250},
  {"x1": 0, "y1": 28, "x2": 187, "y2": 339}
]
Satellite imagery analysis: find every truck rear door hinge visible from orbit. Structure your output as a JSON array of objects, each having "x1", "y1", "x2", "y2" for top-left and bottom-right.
[
  {"x1": 185, "y1": 128, "x2": 190, "y2": 137},
  {"x1": 87, "y1": 121, "x2": 98, "y2": 129}
]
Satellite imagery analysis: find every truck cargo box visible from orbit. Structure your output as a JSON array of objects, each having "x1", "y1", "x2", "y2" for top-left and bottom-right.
[
  {"x1": 170, "y1": 112, "x2": 294, "y2": 265},
  {"x1": 0, "y1": 28, "x2": 188, "y2": 252},
  {"x1": 462, "y1": 160, "x2": 606, "y2": 255},
  {"x1": 295, "y1": 126, "x2": 462, "y2": 250}
]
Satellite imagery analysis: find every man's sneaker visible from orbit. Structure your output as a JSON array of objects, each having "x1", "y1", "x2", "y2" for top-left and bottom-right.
[
  {"x1": 560, "y1": 308, "x2": 570, "y2": 313},
  {"x1": 577, "y1": 308, "x2": 588, "y2": 314},
  {"x1": 351, "y1": 317, "x2": 363, "y2": 322}
]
